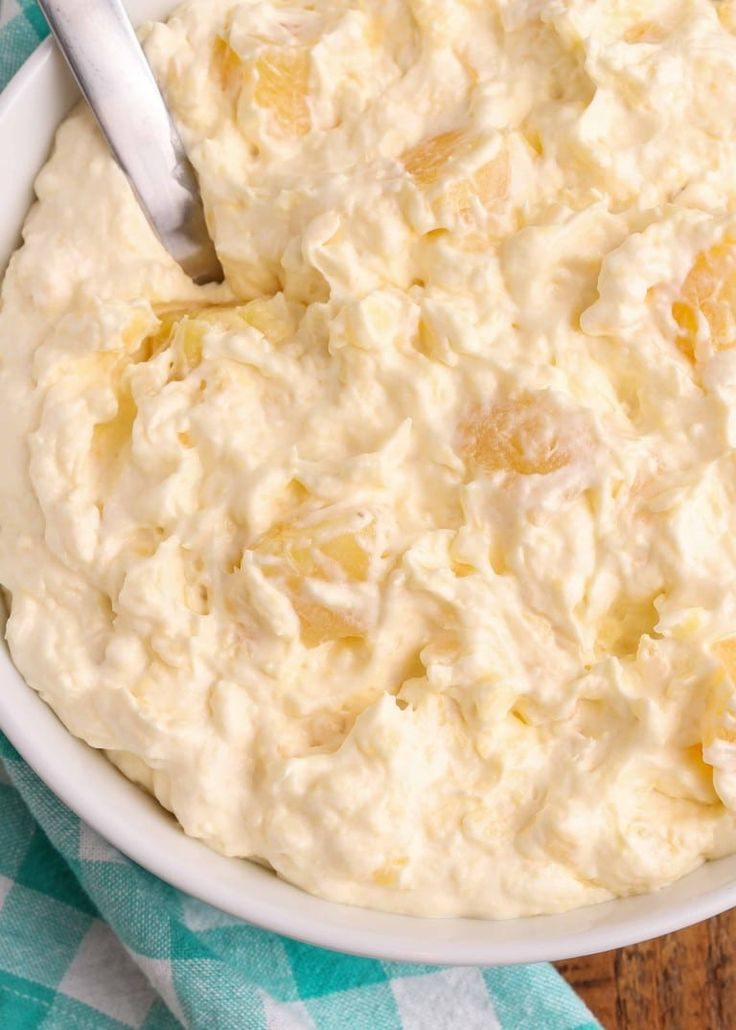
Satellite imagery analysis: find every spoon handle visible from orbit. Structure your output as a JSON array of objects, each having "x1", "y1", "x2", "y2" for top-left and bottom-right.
[{"x1": 37, "y1": 0, "x2": 223, "y2": 285}]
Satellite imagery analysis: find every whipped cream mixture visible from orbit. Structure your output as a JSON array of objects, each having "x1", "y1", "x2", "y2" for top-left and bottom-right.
[{"x1": 4, "y1": 0, "x2": 736, "y2": 917}]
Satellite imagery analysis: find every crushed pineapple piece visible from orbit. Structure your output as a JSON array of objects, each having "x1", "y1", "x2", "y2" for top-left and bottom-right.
[
  {"x1": 715, "y1": 637, "x2": 736, "y2": 681},
  {"x1": 89, "y1": 298, "x2": 298, "y2": 465},
  {"x1": 671, "y1": 301, "x2": 699, "y2": 363},
  {"x1": 212, "y1": 39, "x2": 311, "y2": 135},
  {"x1": 403, "y1": 130, "x2": 508, "y2": 217},
  {"x1": 293, "y1": 597, "x2": 366, "y2": 647},
  {"x1": 193, "y1": 297, "x2": 297, "y2": 343},
  {"x1": 150, "y1": 298, "x2": 298, "y2": 381},
  {"x1": 444, "y1": 152, "x2": 509, "y2": 217},
  {"x1": 471, "y1": 151, "x2": 510, "y2": 207},
  {"x1": 173, "y1": 320, "x2": 206, "y2": 378},
  {"x1": 623, "y1": 21, "x2": 668, "y2": 44},
  {"x1": 403, "y1": 130, "x2": 475, "y2": 187},
  {"x1": 259, "y1": 514, "x2": 374, "y2": 582},
  {"x1": 673, "y1": 244, "x2": 736, "y2": 359},
  {"x1": 255, "y1": 48, "x2": 311, "y2": 136},
  {"x1": 235, "y1": 297, "x2": 297, "y2": 345},
  {"x1": 371, "y1": 856, "x2": 409, "y2": 887},
  {"x1": 320, "y1": 532, "x2": 371, "y2": 580},
  {"x1": 93, "y1": 381, "x2": 137, "y2": 461},
  {"x1": 212, "y1": 36, "x2": 242, "y2": 92},
  {"x1": 256, "y1": 515, "x2": 374, "y2": 645},
  {"x1": 719, "y1": 4, "x2": 736, "y2": 32},
  {"x1": 461, "y1": 394, "x2": 576, "y2": 476}
]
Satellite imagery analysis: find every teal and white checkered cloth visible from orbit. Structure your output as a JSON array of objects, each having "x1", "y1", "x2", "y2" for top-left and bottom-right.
[
  {"x1": 0, "y1": 4, "x2": 602, "y2": 1028},
  {"x1": 0, "y1": 0, "x2": 47, "y2": 84}
]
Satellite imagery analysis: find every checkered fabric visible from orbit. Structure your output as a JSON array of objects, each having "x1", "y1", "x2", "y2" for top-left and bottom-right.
[
  {"x1": 0, "y1": 0, "x2": 47, "y2": 85},
  {"x1": 0, "y1": 5, "x2": 602, "y2": 1028}
]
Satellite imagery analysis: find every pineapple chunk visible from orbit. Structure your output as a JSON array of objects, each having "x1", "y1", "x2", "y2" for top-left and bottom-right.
[
  {"x1": 403, "y1": 130, "x2": 475, "y2": 187},
  {"x1": 321, "y1": 532, "x2": 371, "y2": 580},
  {"x1": 293, "y1": 597, "x2": 366, "y2": 647},
  {"x1": 460, "y1": 395, "x2": 575, "y2": 476},
  {"x1": 715, "y1": 638, "x2": 736, "y2": 682},
  {"x1": 235, "y1": 297, "x2": 297, "y2": 345},
  {"x1": 403, "y1": 130, "x2": 508, "y2": 217},
  {"x1": 150, "y1": 298, "x2": 298, "y2": 381},
  {"x1": 212, "y1": 36, "x2": 242, "y2": 92},
  {"x1": 719, "y1": 3, "x2": 736, "y2": 33},
  {"x1": 212, "y1": 38, "x2": 311, "y2": 136},
  {"x1": 256, "y1": 515, "x2": 374, "y2": 646},
  {"x1": 371, "y1": 856, "x2": 409, "y2": 887},
  {"x1": 469, "y1": 151, "x2": 510, "y2": 207},
  {"x1": 444, "y1": 152, "x2": 509, "y2": 217},
  {"x1": 172, "y1": 320, "x2": 206, "y2": 379},
  {"x1": 190, "y1": 297, "x2": 296, "y2": 343},
  {"x1": 262, "y1": 520, "x2": 372, "y2": 582},
  {"x1": 623, "y1": 21, "x2": 668, "y2": 43},
  {"x1": 673, "y1": 243, "x2": 736, "y2": 360},
  {"x1": 255, "y1": 48, "x2": 311, "y2": 136},
  {"x1": 89, "y1": 297, "x2": 299, "y2": 488},
  {"x1": 92, "y1": 381, "x2": 137, "y2": 462}
]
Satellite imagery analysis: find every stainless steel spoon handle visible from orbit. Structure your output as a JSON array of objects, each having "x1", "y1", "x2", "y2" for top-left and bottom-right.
[{"x1": 37, "y1": 0, "x2": 223, "y2": 285}]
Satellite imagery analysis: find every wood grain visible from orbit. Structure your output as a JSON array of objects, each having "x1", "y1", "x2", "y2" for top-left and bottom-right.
[{"x1": 555, "y1": 909, "x2": 736, "y2": 1029}]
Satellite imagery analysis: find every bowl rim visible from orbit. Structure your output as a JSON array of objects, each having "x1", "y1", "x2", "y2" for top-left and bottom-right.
[{"x1": 2, "y1": 20, "x2": 736, "y2": 968}]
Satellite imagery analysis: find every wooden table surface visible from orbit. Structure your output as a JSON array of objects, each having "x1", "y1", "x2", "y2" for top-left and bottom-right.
[{"x1": 555, "y1": 909, "x2": 736, "y2": 1029}]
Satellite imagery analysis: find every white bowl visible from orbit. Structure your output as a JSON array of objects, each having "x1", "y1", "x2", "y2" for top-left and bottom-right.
[{"x1": 2, "y1": 0, "x2": 736, "y2": 966}]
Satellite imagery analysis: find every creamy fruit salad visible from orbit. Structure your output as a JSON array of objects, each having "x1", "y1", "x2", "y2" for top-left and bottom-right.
[{"x1": 3, "y1": 0, "x2": 736, "y2": 917}]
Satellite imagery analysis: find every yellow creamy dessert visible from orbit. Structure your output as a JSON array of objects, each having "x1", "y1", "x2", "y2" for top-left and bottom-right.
[{"x1": 3, "y1": 0, "x2": 736, "y2": 918}]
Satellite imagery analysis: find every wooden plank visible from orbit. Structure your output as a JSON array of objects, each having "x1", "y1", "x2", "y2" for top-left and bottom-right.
[
  {"x1": 555, "y1": 909, "x2": 736, "y2": 1029},
  {"x1": 707, "y1": 909, "x2": 736, "y2": 1030},
  {"x1": 659, "y1": 919, "x2": 711, "y2": 1030},
  {"x1": 614, "y1": 936, "x2": 662, "y2": 1028}
]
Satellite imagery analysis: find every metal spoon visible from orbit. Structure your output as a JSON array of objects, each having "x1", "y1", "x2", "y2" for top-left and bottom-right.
[{"x1": 37, "y1": 0, "x2": 224, "y2": 286}]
